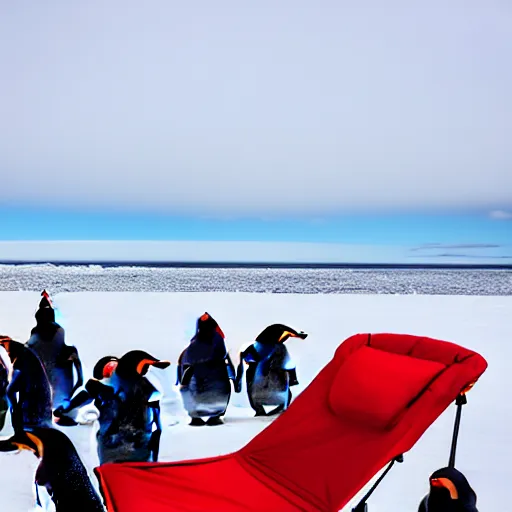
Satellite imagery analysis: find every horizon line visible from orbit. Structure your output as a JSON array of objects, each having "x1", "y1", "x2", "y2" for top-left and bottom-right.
[
  {"x1": 0, "y1": 240, "x2": 510, "y2": 267},
  {"x1": 1, "y1": 260, "x2": 511, "y2": 271}
]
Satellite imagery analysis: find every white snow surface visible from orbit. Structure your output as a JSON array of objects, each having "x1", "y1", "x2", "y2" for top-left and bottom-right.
[{"x1": 0, "y1": 291, "x2": 510, "y2": 511}]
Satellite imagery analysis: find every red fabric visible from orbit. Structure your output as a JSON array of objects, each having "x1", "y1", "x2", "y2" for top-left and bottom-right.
[
  {"x1": 96, "y1": 455, "x2": 310, "y2": 512},
  {"x1": 95, "y1": 333, "x2": 487, "y2": 512},
  {"x1": 328, "y1": 345, "x2": 446, "y2": 430}
]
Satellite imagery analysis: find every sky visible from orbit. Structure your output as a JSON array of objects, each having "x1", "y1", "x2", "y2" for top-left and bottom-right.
[{"x1": 0, "y1": 1, "x2": 510, "y2": 263}]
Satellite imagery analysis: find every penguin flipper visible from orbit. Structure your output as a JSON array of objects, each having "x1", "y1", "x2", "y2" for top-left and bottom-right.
[
  {"x1": 148, "y1": 430, "x2": 162, "y2": 462},
  {"x1": 56, "y1": 389, "x2": 93, "y2": 415},
  {"x1": 234, "y1": 357, "x2": 244, "y2": 393},
  {"x1": 180, "y1": 366, "x2": 194, "y2": 386},
  {"x1": 225, "y1": 354, "x2": 236, "y2": 380},
  {"x1": 288, "y1": 368, "x2": 299, "y2": 386},
  {"x1": 149, "y1": 402, "x2": 162, "y2": 431}
]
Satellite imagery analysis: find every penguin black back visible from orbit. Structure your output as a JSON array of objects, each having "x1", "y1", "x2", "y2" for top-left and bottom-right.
[
  {"x1": 0, "y1": 337, "x2": 53, "y2": 428},
  {"x1": 31, "y1": 306, "x2": 60, "y2": 339},
  {"x1": 193, "y1": 312, "x2": 225, "y2": 342},
  {"x1": 419, "y1": 467, "x2": 478, "y2": 512},
  {"x1": 183, "y1": 314, "x2": 227, "y2": 366}
]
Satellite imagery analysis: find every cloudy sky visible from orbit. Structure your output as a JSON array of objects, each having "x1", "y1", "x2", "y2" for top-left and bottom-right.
[{"x1": 0, "y1": 1, "x2": 510, "y2": 263}]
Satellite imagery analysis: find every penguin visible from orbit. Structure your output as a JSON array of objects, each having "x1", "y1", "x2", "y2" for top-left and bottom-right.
[
  {"x1": 26, "y1": 295, "x2": 84, "y2": 419},
  {"x1": 235, "y1": 324, "x2": 307, "y2": 417},
  {"x1": 177, "y1": 313, "x2": 236, "y2": 426},
  {"x1": 99, "y1": 350, "x2": 170, "y2": 464},
  {"x1": 0, "y1": 426, "x2": 105, "y2": 511},
  {"x1": 54, "y1": 355, "x2": 123, "y2": 465},
  {"x1": 53, "y1": 355, "x2": 118, "y2": 421},
  {"x1": 418, "y1": 467, "x2": 478, "y2": 512},
  {"x1": 0, "y1": 335, "x2": 53, "y2": 430}
]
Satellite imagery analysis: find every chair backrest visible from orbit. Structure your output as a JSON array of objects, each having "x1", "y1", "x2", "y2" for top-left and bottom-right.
[
  {"x1": 239, "y1": 333, "x2": 487, "y2": 512},
  {"x1": 327, "y1": 344, "x2": 447, "y2": 431}
]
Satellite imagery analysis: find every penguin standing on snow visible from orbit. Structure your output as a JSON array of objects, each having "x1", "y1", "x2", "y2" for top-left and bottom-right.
[
  {"x1": 26, "y1": 292, "x2": 84, "y2": 425},
  {"x1": 235, "y1": 324, "x2": 307, "y2": 417},
  {"x1": 0, "y1": 426, "x2": 105, "y2": 512},
  {"x1": 0, "y1": 336, "x2": 53, "y2": 430},
  {"x1": 102, "y1": 350, "x2": 170, "y2": 464},
  {"x1": 418, "y1": 467, "x2": 478, "y2": 512},
  {"x1": 177, "y1": 313, "x2": 236, "y2": 426},
  {"x1": 54, "y1": 356, "x2": 123, "y2": 464}
]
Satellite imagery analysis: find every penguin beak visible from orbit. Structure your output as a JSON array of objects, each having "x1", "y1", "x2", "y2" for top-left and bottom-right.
[
  {"x1": 278, "y1": 331, "x2": 308, "y2": 342},
  {"x1": 152, "y1": 360, "x2": 171, "y2": 369},
  {"x1": 431, "y1": 478, "x2": 459, "y2": 499},
  {"x1": 278, "y1": 331, "x2": 294, "y2": 342},
  {"x1": 136, "y1": 359, "x2": 171, "y2": 374}
]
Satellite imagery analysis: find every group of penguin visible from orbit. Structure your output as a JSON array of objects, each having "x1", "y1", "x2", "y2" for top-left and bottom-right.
[
  {"x1": 0, "y1": 291, "x2": 480, "y2": 511},
  {"x1": 178, "y1": 312, "x2": 307, "y2": 426},
  {"x1": 0, "y1": 292, "x2": 106, "y2": 510}
]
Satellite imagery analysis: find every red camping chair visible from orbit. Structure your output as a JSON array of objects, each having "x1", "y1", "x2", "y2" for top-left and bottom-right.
[{"x1": 95, "y1": 333, "x2": 487, "y2": 512}]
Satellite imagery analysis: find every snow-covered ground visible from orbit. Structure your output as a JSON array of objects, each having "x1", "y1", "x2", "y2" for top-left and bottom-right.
[
  {"x1": 0, "y1": 291, "x2": 510, "y2": 511},
  {"x1": 1, "y1": 264, "x2": 511, "y2": 295}
]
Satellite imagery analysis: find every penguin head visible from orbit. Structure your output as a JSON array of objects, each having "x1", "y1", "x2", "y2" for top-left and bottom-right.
[
  {"x1": 194, "y1": 312, "x2": 225, "y2": 341},
  {"x1": 0, "y1": 430, "x2": 44, "y2": 458},
  {"x1": 38, "y1": 289, "x2": 53, "y2": 310},
  {"x1": 423, "y1": 467, "x2": 478, "y2": 512},
  {"x1": 35, "y1": 306, "x2": 55, "y2": 325},
  {"x1": 116, "y1": 350, "x2": 170, "y2": 378},
  {"x1": 93, "y1": 356, "x2": 119, "y2": 380},
  {"x1": 255, "y1": 324, "x2": 308, "y2": 345}
]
